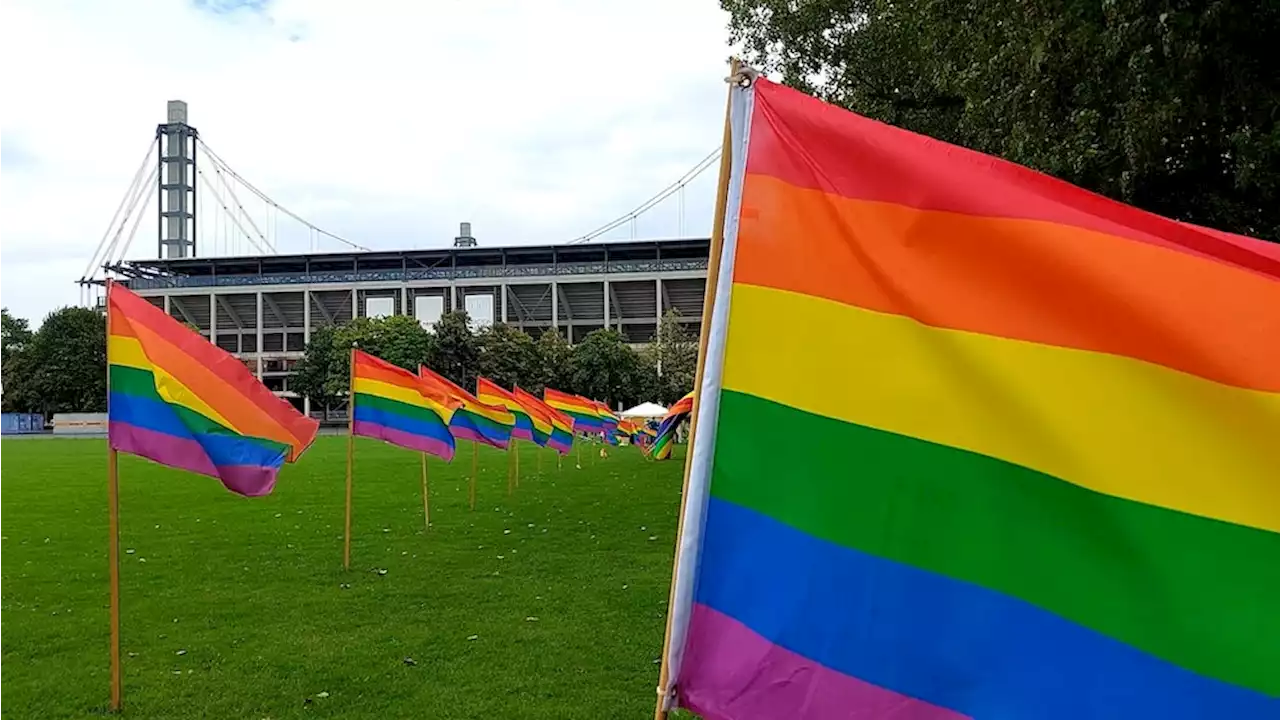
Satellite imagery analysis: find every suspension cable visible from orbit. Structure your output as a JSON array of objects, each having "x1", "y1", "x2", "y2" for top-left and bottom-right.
[
  {"x1": 568, "y1": 148, "x2": 721, "y2": 244},
  {"x1": 198, "y1": 139, "x2": 370, "y2": 251}
]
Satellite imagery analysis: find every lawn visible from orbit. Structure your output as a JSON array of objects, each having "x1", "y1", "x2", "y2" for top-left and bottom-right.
[{"x1": 2, "y1": 436, "x2": 687, "y2": 719}]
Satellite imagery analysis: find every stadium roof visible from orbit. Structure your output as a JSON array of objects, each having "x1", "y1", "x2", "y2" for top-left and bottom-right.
[{"x1": 110, "y1": 237, "x2": 710, "y2": 280}]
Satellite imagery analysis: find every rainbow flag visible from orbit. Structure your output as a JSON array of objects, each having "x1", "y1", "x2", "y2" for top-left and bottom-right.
[
  {"x1": 351, "y1": 350, "x2": 459, "y2": 461},
  {"x1": 543, "y1": 388, "x2": 602, "y2": 434},
  {"x1": 476, "y1": 378, "x2": 550, "y2": 446},
  {"x1": 664, "y1": 78, "x2": 1280, "y2": 719},
  {"x1": 650, "y1": 391, "x2": 693, "y2": 462},
  {"x1": 590, "y1": 400, "x2": 620, "y2": 444},
  {"x1": 419, "y1": 365, "x2": 514, "y2": 450},
  {"x1": 106, "y1": 282, "x2": 318, "y2": 496},
  {"x1": 514, "y1": 387, "x2": 573, "y2": 455}
]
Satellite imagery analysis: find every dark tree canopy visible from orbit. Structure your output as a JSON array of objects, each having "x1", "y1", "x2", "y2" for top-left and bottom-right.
[
  {"x1": 428, "y1": 311, "x2": 481, "y2": 390},
  {"x1": 3, "y1": 307, "x2": 108, "y2": 414},
  {"x1": 477, "y1": 323, "x2": 542, "y2": 392},
  {"x1": 724, "y1": 0, "x2": 1280, "y2": 240},
  {"x1": 570, "y1": 329, "x2": 652, "y2": 409}
]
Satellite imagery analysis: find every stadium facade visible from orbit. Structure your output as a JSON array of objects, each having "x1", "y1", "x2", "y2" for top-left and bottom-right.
[{"x1": 111, "y1": 236, "x2": 710, "y2": 416}]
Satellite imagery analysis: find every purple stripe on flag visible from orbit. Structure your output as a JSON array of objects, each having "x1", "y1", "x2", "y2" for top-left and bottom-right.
[
  {"x1": 111, "y1": 420, "x2": 218, "y2": 476},
  {"x1": 109, "y1": 421, "x2": 281, "y2": 496},
  {"x1": 678, "y1": 604, "x2": 969, "y2": 720},
  {"x1": 353, "y1": 420, "x2": 455, "y2": 461},
  {"x1": 215, "y1": 465, "x2": 280, "y2": 497}
]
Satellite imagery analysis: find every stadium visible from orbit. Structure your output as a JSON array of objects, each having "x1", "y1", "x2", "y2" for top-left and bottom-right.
[
  {"x1": 85, "y1": 100, "x2": 712, "y2": 418},
  {"x1": 107, "y1": 234, "x2": 710, "y2": 416}
]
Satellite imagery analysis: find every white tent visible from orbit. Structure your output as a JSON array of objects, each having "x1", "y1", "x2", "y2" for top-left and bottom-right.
[{"x1": 620, "y1": 402, "x2": 668, "y2": 419}]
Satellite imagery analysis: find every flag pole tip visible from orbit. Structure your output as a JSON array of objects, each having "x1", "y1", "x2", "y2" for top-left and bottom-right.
[{"x1": 725, "y1": 65, "x2": 759, "y2": 87}]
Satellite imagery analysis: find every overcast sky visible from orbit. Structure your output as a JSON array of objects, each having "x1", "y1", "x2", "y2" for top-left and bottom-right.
[{"x1": 1, "y1": 0, "x2": 734, "y2": 323}]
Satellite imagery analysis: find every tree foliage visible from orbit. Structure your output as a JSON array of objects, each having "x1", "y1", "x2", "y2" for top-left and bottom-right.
[
  {"x1": 723, "y1": 0, "x2": 1280, "y2": 240},
  {"x1": 2, "y1": 308, "x2": 38, "y2": 413},
  {"x1": 291, "y1": 315, "x2": 436, "y2": 414},
  {"x1": 536, "y1": 329, "x2": 574, "y2": 392},
  {"x1": 428, "y1": 311, "x2": 481, "y2": 390},
  {"x1": 477, "y1": 323, "x2": 542, "y2": 391},
  {"x1": 2, "y1": 307, "x2": 107, "y2": 414},
  {"x1": 644, "y1": 310, "x2": 697, "y2": 405},
  {"x1": 570, "y1": 329, "x2": 651, "y2": 409}
]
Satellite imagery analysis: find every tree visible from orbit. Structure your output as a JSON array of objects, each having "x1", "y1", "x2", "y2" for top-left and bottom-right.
[
  {"x1": 291, "y1": 316, "x2": 435, "y2": 417},
  {"x1": 426, "y1": 311, "x2": 479, "y2": 390},
  {"x1": 2, "y1": 308, "x2": 34, "y2": 366},
  {"x1": 335, "y1": 315, "x2": 435, "y2": 372},
  {"x1": 644, "y1": 309, "x2": 697, "y2": 404},
  {"x1": 536, "y1": 328, "x2": 573, "y2": 392},
  {"x1": 2, "y1": 308, "x2": 38, "y2": 413},
  {"x1": 290, "y1": 324, "x2": 342, "y2": 418},
  {"x1": 477, "y1": 323, "x2": 540, "y2": 391},
  {"x1": 23, "y1": 307, "x2": 107, "y2": 414},
  {"x1": 723, "y1": 0, "x2": 1280, "y2": 240},
  {"x1": 570, "y1": 329, "x2": 649, "y2": 408}
]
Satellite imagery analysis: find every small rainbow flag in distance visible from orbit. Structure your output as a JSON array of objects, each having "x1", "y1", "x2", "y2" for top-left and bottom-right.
[
  {"x1": 419, "y1": 365, "x2": 514, "y2": 450},
  {"x1": 351, "y1": 350, "x2": 459, "y2": 461},
  {"x1": 589, "y1": 399, "x2": 620, "y2": 444},
  {"x1": 543, "y1": 387, "x2": 602, "y2": 434},
  {"x1": 665, "y1": 78, "x2": 1280, "y2": 720},
  {"x1": 476, "y1": 378, "x2": 550, "y2": 446},
  {"x1": 593, "y1": 401, "x2": 620, "y2": 429},
  {"x1": 514, "y1": 387, "x2": 573, "y2": 455},
  {"x1": 650, "y1": 391, "x2": 693, "y2": 462},
  {"x1": 107, "y1": 282, "x2": 319, "y2": 496}
]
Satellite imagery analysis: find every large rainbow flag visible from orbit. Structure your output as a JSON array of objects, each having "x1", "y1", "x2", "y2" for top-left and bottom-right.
[
  {"x1": 514, "y1": 387, "x2": 573, "y2": 455},
  {"x1": 477, "y1": 378, "x2": 550, "y2": 446},
  {"x1": 351, "y1": 350, "x2": 459, "y2": 461},
  {"x1": 650, "y1": 391, "x2": 692, "y2": 462},
  {"x1": 419, "y1": 365, "x2": 514, "y2": 450},
  {"x1": 543, "y1": 388, "x2": 602, "y2": 434},
  {"x1": 663, "y1": 78, "x2": 1280, "y2": 719},
  {"x1": 107, "y1": 282, "x2": 318, "y2": 497}
]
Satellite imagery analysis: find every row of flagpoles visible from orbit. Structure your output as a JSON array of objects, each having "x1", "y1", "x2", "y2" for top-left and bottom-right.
[
  {"x1": 101, "y1": 279, "x2": 678, "y2": 711},
  {"x1": 341, "y1": 345, "x2": 646, "y2": 569}
]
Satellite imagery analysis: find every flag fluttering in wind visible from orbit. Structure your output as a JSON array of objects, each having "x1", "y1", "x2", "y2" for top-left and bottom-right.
[
  {"x1": 107, "y1": 282, "x2": 318, "y2": 496},
  {"x1": 419, "y1": 365, "x2": 514, "y2": 450},
  {"x1": 514, "y1": 387, "x2": 573, "y2": 455},
  {"x1": 591, "y1": 400, "x2": 620, "y2": 445},
  {"x1": 351, "y1": 350, "x2": 459, "y2": 461},
  {"x1": 543, "y1": 388, "x2": 602, "y2": 434},
  {"x1": 650, "y1": 391, "x2": 693, "y2": 462},
  {"x1": 477, "y1": 378, "x2": 550, "y2": 446},
  {"x1": 661, "y1": 77, "x2": 1280, "y2": 720}
]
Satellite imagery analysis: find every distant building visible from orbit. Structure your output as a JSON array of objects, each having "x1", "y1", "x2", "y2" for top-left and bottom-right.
[{"x1": 110, "y1": 238, "x2": 710, "y2": 417}]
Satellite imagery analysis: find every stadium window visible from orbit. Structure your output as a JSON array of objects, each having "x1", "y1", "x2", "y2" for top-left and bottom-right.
[
  {"x1": 365, "y1": 296, "x2": 394, "y2": 319},
  {"x1": 464, "y1": 294, "x2": 494, "y2": 330},
  {"x1": 415, "y1": 295, "x2": 444, "y2": 330}
]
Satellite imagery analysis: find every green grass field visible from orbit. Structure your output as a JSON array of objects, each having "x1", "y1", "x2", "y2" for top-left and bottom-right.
[{"x1": 2, "y1": 436, "x2": 687, "y2": 719}]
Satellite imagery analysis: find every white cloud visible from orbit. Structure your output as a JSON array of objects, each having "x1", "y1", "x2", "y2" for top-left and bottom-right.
[{"x1": 0, "y1": 0, "x2": 733, "y2": 323}]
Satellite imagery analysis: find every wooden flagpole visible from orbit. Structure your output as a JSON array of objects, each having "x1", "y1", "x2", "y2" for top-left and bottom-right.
[
  {"x1": 514, "y1": 442, "x2": 520, "y2": 488},
  {"x1": 470, "y1": 442, "x2": 478, "y2": 511},
  {"x1": 652, "y1": 57, "x2": 740, "y2": 720},
  {"x1": 105, "y1": 279, "x2": 123, "y2": 712},
  {"x1": 343, "y1": 345, "x2": 356, "y2": 570},
  {"x1": 420, "y1": 452, "x2": 430, "y2": 530}
]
